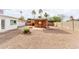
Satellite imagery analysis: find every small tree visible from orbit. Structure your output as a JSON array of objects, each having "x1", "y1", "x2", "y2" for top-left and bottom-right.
[
  {"x1": 52, "y1": 16, "x2": 62, "y2": 22},
  {"x1": 18, "y1": 16, "x2": 25, "y2": 21},
  {"x1": 32, "y1": 10, "x2": 36, "y2": 18}
]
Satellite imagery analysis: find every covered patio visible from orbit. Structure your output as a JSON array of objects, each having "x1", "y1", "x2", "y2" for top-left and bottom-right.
[{"x1": 26, "y1": 19, "x2": 48, "y2": 28}]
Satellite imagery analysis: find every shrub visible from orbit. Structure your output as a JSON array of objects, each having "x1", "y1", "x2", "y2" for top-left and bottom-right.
[
  {"x1": 23, "y1": 26, "x2": 30, "y2": 33},
  {"x1": 50, "y1": 16, "x2": 62, "y2": 22}
]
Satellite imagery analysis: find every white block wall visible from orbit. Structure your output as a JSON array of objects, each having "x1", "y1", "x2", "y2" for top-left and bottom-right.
[
  {"x1": 55, "y1": 21, "x2": 79, "y2": 31},
  {"x1": 0, "y1": 16, "x2": 18, "y2": 32}
]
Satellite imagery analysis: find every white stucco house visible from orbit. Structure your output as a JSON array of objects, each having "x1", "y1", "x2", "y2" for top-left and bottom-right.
[{"x1": 0, "y1": 15, "x2": 18, "y2": 32}]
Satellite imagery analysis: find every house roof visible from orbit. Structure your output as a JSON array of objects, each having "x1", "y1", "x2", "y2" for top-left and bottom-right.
[{"x1": 0, "y1": 15, "x2": 18, "y2": 19}]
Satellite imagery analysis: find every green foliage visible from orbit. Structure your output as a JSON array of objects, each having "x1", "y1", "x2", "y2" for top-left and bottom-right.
[
  {"x1": 32, "y1": 10, "x2": 36, "y2": 18},
  {"x1": 50, "y1": 16, "x2": 62, "y2": 22},
  {"x1": 23, "y1": 26, "x2": 30, "y2": 33},
  {"x1": 38, "y1": 16, "x2": 42, "y2": 18},
  {"x1": 38, "y1": 9, "x2": 43, "y2": 18},
  {"x1": 39, "y1": 9, "x2": 43, "y2": 14},
  {"x1": 18, "y1": 16, "x2": 25, "y2": 21},
  {"x1": 32, "y1": 10, "x2": 36, "y2": 15},
  {"x1": 44, "y1": 12, "x2": 49, "y2": 18},
  {"x1": 27, "y1": 18, "x2": 31, "y2": 20}
]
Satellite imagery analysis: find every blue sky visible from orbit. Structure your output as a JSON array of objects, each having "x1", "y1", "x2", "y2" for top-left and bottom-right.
[{"x1": 3, "y1": 9, "x2": 79, "y2": 20}]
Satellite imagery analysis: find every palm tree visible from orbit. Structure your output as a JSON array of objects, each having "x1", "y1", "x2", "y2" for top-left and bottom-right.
[
  {"x1": 19, "y1": 11, "x2": 25, "y2": 21},
  {"x1": 44, "y1": 12, "x2": 49, "y2": 19},
  {"x1": 38, "y1": 9, "x2": 43, "y2": 18},
  {"x1": 32, "y1": 10, "x2": 36, "y2": 19},
  {"x1": 18, "y1": 16, "x2": 25, "y2": 21},
  {"x1": 20, "y1": 11, "x2": 23, "y2": 17}
]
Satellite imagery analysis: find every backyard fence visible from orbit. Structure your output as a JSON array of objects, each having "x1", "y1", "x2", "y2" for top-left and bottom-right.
[
  {"x1": 17, "y1": 21, "x2": 25, "y2": 27},
  {"x1": 55, "y1": 21, "x2": 79, "y2": 31}
]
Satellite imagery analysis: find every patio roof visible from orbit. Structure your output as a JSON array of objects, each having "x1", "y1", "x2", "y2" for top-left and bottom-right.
[{"x1": 30, "y1": 18, "x2": 48, "y2": 20}]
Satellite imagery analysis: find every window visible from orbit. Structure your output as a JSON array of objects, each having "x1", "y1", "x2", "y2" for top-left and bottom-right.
[{"x1": 10, "y1": 20, "x2": 16, "y2": 25}]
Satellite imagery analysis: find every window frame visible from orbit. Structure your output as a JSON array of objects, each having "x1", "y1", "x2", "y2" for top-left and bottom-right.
[{"x1": 10, "y1": 20, "x2": 17, "y2": 25}]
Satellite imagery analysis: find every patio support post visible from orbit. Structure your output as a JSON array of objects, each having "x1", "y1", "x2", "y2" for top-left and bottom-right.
[{"x1": 70, "y1": 16, "x2": 74, "y2": 31}]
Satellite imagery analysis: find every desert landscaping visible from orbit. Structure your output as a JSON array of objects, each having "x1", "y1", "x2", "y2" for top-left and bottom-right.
[
  {"x1": 0, "y1": 26, "x2": 79, "y2": 49},
  {"x1": 0, "y1": 9, "x2": 79, "y2": 49}
]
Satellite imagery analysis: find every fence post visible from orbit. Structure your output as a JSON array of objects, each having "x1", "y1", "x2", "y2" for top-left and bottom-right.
[{"x1": 70, "y1": 16, "x2": 74, "y2": 31}]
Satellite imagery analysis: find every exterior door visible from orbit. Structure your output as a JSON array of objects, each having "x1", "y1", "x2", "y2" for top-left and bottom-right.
[{"x1": 1, "y1": 19, "x2": 5, "y2": 29}]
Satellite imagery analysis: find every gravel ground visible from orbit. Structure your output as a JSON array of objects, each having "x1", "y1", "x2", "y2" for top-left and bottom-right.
[{"x1": 0, "y1": 27, "x2": 79, "y2": 49}]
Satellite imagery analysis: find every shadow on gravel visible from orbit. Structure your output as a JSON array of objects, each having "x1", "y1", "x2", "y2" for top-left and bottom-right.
[{"x1": 0, "y1": 29, "x2": 22, "y2": 44}]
